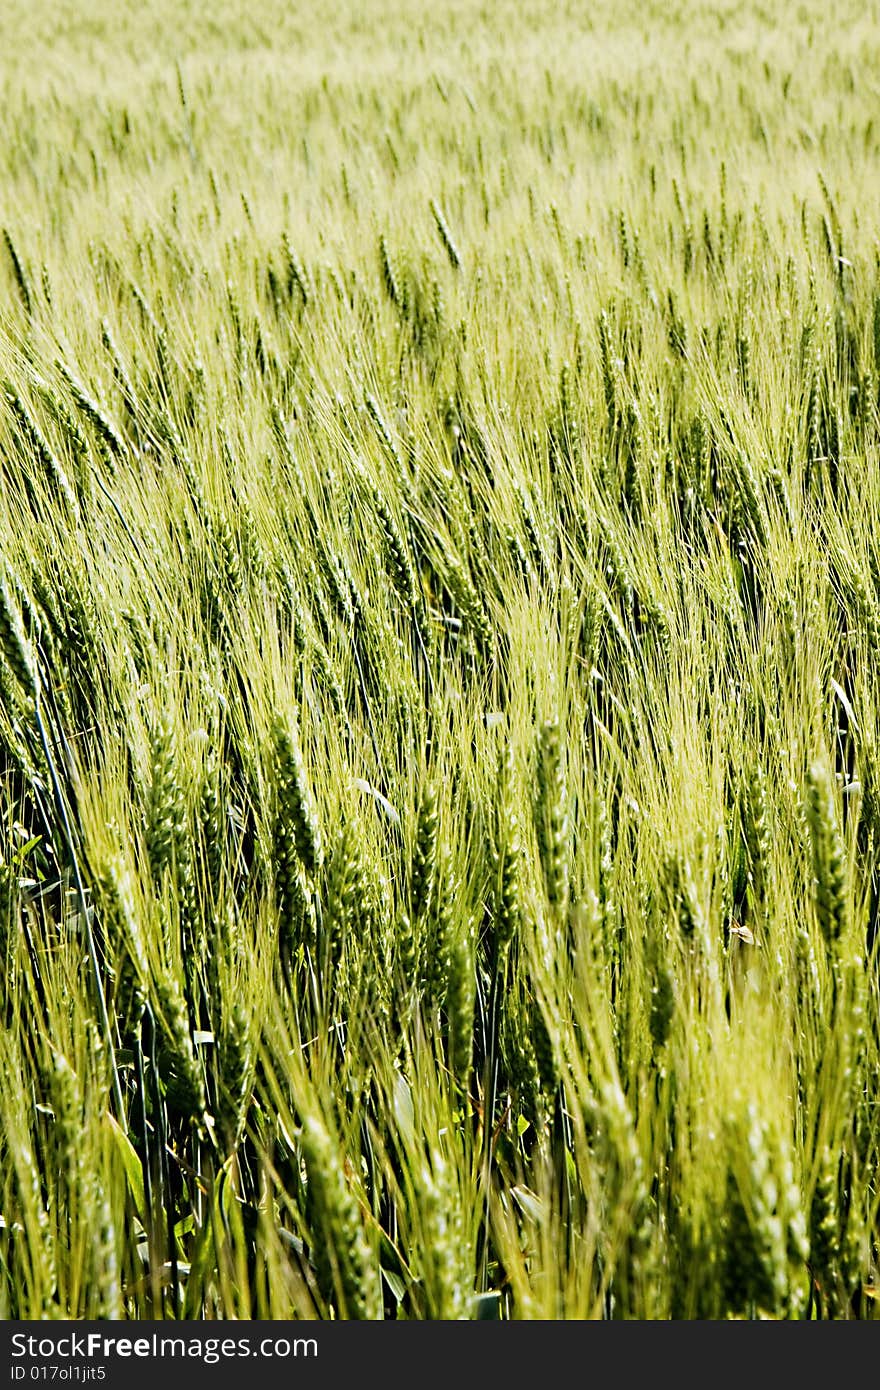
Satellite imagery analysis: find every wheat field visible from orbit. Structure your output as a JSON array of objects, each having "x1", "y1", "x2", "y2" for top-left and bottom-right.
[{"x1": 0, "y1": 0, "x2": 878, "y2": 1319}]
